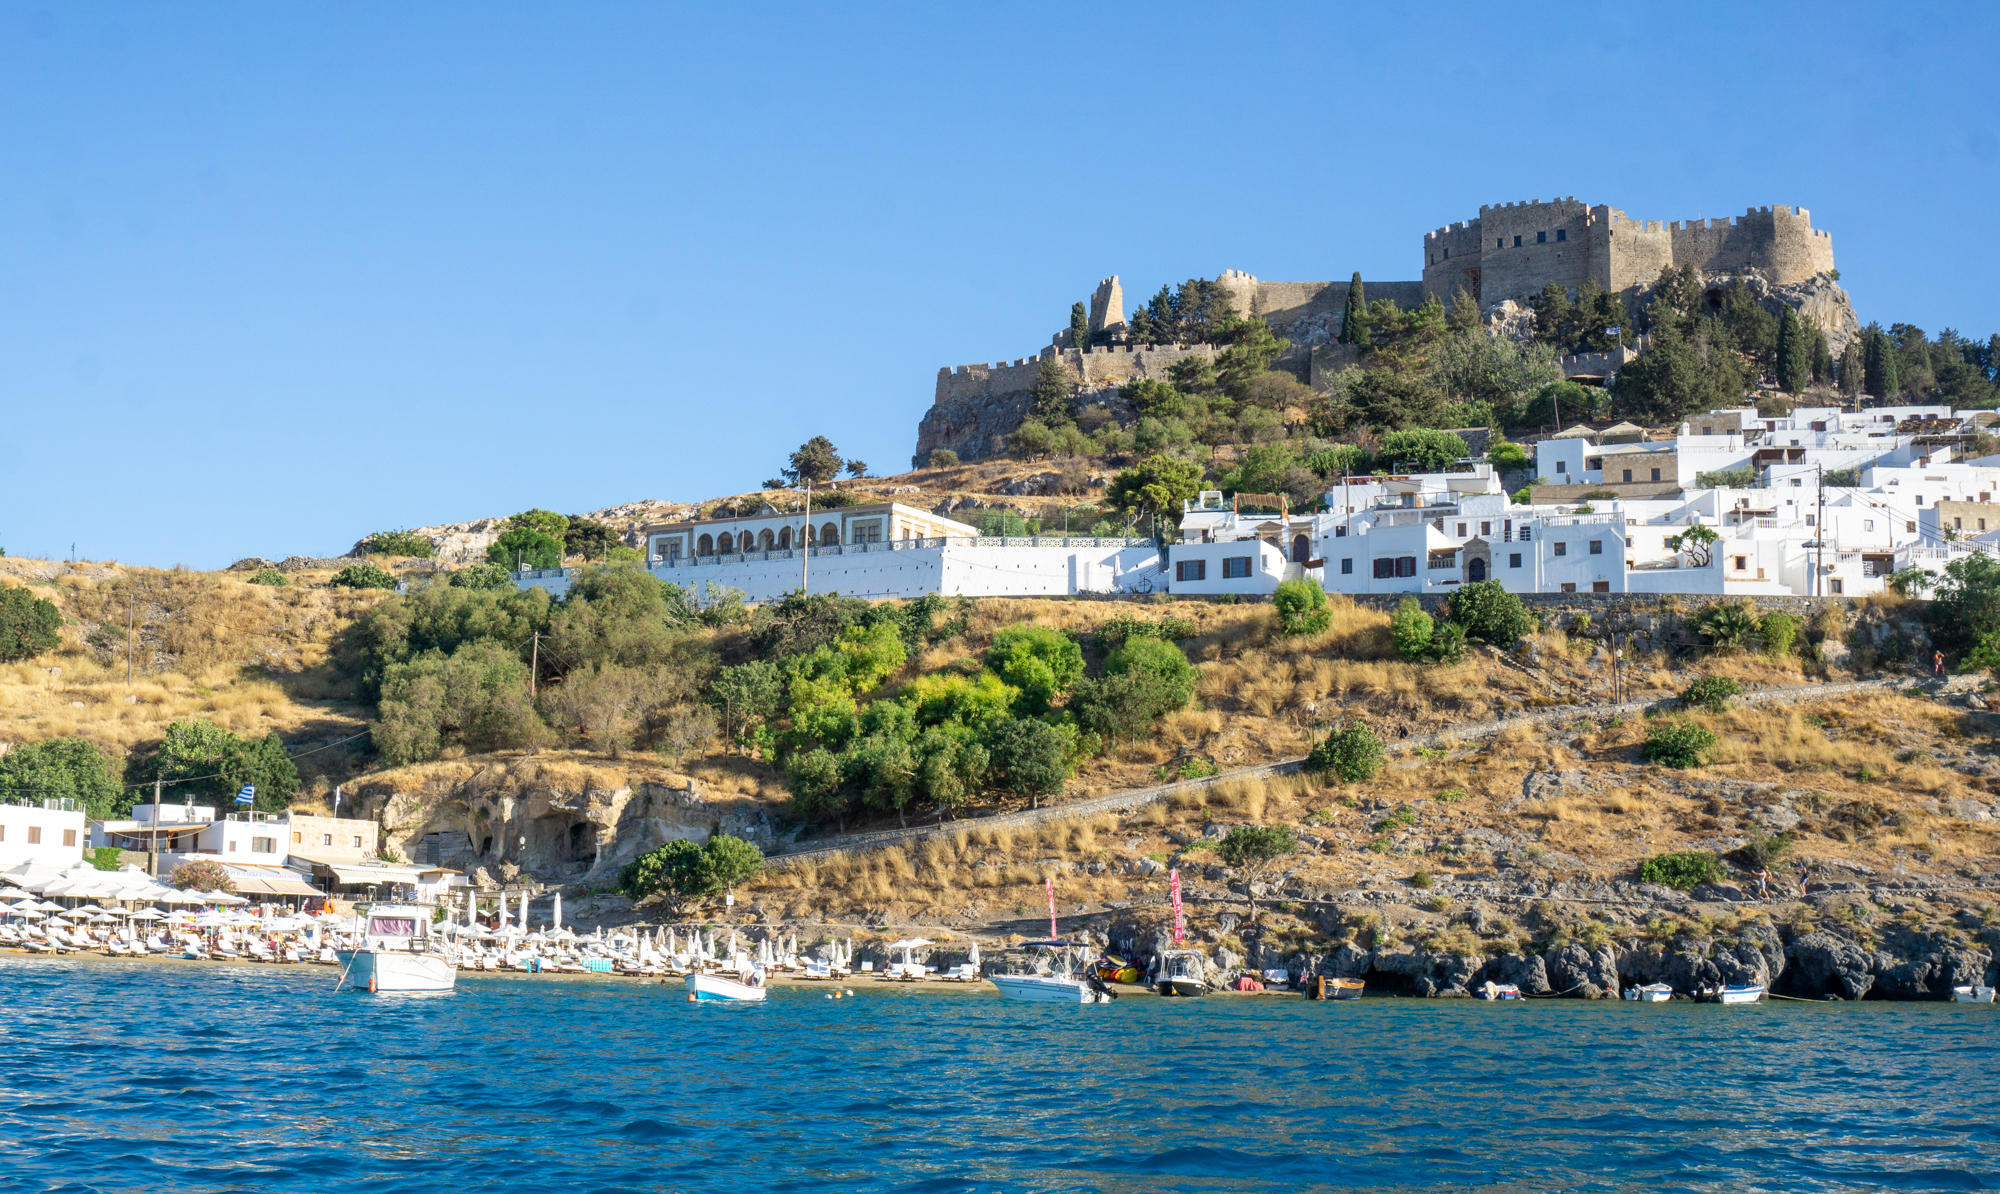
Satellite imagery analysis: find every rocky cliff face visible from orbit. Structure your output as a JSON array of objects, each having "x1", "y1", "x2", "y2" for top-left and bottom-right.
[
  {"x1": 1098, "y1": 896, "x2": 1998, "y2": 1000},
  {"x1": 361, "y1": 760, "x2": 780, "y2": 893}
]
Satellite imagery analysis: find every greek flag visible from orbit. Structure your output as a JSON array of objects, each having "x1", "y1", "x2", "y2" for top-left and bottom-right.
[{"x1": 235, "y1": 785, "x2": 255, "y2": 806}]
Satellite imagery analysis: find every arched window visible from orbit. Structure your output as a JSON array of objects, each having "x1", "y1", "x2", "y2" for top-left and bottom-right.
[
  {"x1": 1468, "y1": 557, "x2": 1488, "y2": 582},
  {"x1": 778, "y1": 526, "x2": 792, "y2": 549},
  {"x1": 717, "y1": 532, "x2": 734, "y2": 553},
  {"x1": 761, "y1": 529, "x2": 775, "y2": 550},
  {"x1": 823, "y1": 521, "x2": 839, "y2": 545},
  {"x1": 697, "y1": 534, "x2": 713, "y2": 556}
]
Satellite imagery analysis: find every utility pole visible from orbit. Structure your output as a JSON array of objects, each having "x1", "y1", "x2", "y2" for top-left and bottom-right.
[
  {"x1": 148, "y1": 778, "x2": 162, "y2": 877},
  {"x1": 1815, "y1": 464, "x2": 1827, "y2": 596}
]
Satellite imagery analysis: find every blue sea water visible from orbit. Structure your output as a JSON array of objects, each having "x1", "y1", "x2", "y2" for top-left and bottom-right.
[{"x1": 2, "y1": 957, "x2": 1996, "y2": 1194}]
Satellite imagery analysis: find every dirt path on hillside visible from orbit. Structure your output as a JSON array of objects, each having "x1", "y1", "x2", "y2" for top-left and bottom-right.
[{"x1": 767, "y1": 676, "x2": 1922, "y2": 867}]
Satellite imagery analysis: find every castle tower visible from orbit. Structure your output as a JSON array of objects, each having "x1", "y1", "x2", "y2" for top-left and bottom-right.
[
  {"x1": 1087, "y1": 276, "x2": 1126, "y2": 336},
  {"x1": 1214, "y1": 269, "x2": 1259, "y2": 320}
]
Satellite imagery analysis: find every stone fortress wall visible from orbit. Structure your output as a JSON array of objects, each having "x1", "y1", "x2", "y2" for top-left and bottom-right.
[
  {"x1": 1423, "y1": 198, "x2": 1836, "y2": 305},
  {"x1": 917, "y1": 195, "x2": 1840, "y2": 463}
]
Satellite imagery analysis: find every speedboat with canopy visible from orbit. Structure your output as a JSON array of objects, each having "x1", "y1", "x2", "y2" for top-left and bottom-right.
[
  {"x1": 987, "y1": 941, "x2": 1116, "y2": 1004},
  {"x1": 335, "y1": 904, "x2": 457, "y2": 993}
]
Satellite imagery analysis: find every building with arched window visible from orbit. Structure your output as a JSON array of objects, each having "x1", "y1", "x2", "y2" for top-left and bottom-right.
[{"x1": 641, "y1": 502, "x2": 978, "y2": 564}]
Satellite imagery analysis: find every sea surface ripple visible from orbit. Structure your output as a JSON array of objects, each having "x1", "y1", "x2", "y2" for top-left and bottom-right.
[{"x1": 2, "y1": 957, "x2": 1996, "y2": 1193}]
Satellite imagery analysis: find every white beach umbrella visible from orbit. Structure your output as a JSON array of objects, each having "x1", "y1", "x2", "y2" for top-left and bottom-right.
[
  {"x1": 969, "y1": 941, "x2": 982, "y2": 966},
  {"x1": 552, "y1": 892, "x2": 562, "y2": 930},
  {"x1": 518, "y1": 889, "x2": 528, "y2": 928},
  {"x1": 131, "y1": 908, "x2": 163, "y2": 920}
]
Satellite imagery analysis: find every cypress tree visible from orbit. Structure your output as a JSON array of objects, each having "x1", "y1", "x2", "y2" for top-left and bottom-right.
[
  {"x1": 1340, "y1": 272, "x2": 1367, "y2": 346},
  {"x1": 1776, "y1": 309, "x2": 1811, "y2": 394},
  {"x1": 1862, "y1": 323, "x2": 1899, "y2": 401},
  {"x1": 1839, "y1": 341, "x2": 1863, "y2": 396},
  {"x1": 1069, "y1": 301, "x2": 1090, "y2": 350},
  {"x1": 1810, "y1": 327, "x2": 1832, "y2": 385}
]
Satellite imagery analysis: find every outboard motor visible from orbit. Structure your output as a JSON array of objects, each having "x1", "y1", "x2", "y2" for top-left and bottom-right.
[{"x1": 1085, "y1": 973, "x2": 1118, "y2": 1001}]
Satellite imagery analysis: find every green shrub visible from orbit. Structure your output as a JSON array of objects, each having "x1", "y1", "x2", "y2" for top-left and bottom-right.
[
  {"x1": 1759, "y1": 610, "x2": 1800, "y2": 656},
  {"x1": 985, "y1": 624, "x2": 1085, "y2": 714},
  {"x1": 1158, "y1": 756, "x2": 1218, "y2": 782},
  {"x1": 1436, "y1": 787, "x2": 1468, "y2": 803},
  {"x1": 0, "y1": 586, "x2": 62, "y2": 662},
  {"x1": 448, "y1": 564, "x2": 514, "y2": 590},
  {"x1": 1641, "y1": 720, "x2": 1717, "y2": 768},
  {"x1": 1305, "y1": 722, "x2": 1384, "y2": 784},
  {"x1": 1638, "y1": 851, "x2": 1723, "y2": 890},
  {"x1": 1100, "y1": 635, "x2": 1196, "y2": 708},
  {"x1": 1408, "y1": 870, "x2": 1434, "y2": 889},
  {"x1": 1442, "y1": 580, "x2": 1532, "y2": 645},
  {"x1": 246, "y1": 568, "x2": 288, "y2": 586},
  {"x1": 1093, "y1": 613, "x2": 1197, "y2": 653},
  {"x1": 1273, "y1": 578, "x2": 1330, "y2": 636},
  {"x1": 1692, "y1": 599, "x2": 1761, "y2": 651},
  {"x1": 925, "y1": 449, "x2": 960, "y2": 469},
  {"x1": 329, "y1": 563, "x2": 398, "y2": 590},
  {"x1": 1390, "y1": 597, "x2": 1435, "y2": 661},
  {"x1": 1679, "y1": 674, "x2": 1743, "y2": 712},
  {"x1": 357, "y1": 529, "x2": 437, "y2": 558},
  {"x1": 1734, "y1": 830, "x2": 1793, "y2": 870}
]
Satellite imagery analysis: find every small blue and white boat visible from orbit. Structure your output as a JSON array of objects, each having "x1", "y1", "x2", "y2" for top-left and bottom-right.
[
  {"x1": 1623, "y1": 982, "x2": 1674, "y2": 1002},
  {"x1": 1697, "y1": 983, "x2": 1764, "y2": 1004},
  {"x1": 686, "y1": 971, "x2": 767, "y2": 1002}
]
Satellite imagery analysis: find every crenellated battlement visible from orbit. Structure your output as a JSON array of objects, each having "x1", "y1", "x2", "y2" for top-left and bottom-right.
[{"x1": 1421, "y1": 195, "x2": 1835, "y2": 304}]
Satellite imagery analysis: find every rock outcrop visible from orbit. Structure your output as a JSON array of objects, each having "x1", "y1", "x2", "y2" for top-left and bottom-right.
[{"x1": 365, "y1": 761, "x2": 779, "y2": 893}]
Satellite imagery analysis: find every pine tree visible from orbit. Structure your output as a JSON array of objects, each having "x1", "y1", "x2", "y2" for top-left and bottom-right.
[
  {"x1": 1029, "y1": 356, "x2": 1077, "y2": 426},
  {"x1": 1776, "y1": 308, "x2": 1812, "y2": 394},
  {"x1": 1069, "y1": 301, "x2": 1090, "y2": 350},
  {"x1": 1340, "y1": 272, "x2": 1367, "y2": 346},
  {"x1": 1447, "y1": 287, "x2": 1480, "y2": 334}
]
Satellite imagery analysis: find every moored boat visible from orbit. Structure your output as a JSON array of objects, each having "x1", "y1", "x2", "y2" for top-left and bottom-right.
[
  {"x1": 686, "y1": 971, "x2": 768, "y2": 1002},
  {"x1": 1952, "y1": 984, "x2": 1995, "y2": 1003},
  {"x1": 989, "y1": 941, "x2": 1115, "y2": 1003},
  {"x1": 336, "y1": 904, "x2": 456, "y2": 994},
  {"x1": 1156, "y1": 949, "x2": 1209, "y2": 998},
  {"x1": 1695, "y1": 983, "x2": 1764, "y2": 1004},
  {"x1": 1478, "y1": 982, "x2": 1522, "y2": 1001},
  {"x1": 1623, "y1": 982, "x2": 1674, "y2": 1002}
]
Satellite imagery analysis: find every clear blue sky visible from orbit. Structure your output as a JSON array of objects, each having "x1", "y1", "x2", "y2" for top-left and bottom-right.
[{"x1": 3, "y1": 2, "x2": 1996, "y2": 568}]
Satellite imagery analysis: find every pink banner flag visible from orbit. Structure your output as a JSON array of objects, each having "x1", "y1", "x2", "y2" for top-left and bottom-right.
[
  {"x1": 1170, "y1": 868, "x2": 1183, "y2": 944},
  {"x1": 1045, "y1": 875, "x2": 1058, "y2": 939}
]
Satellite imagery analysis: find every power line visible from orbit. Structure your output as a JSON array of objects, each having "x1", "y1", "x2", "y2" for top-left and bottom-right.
[{"x1": 0, "y1": 727, "x2": 374, "y2": 798}]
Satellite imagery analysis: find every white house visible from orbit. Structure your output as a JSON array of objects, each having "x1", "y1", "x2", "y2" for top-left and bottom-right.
[{"x1": 0, "y1": 798, "x2": 86, "y2": 869}]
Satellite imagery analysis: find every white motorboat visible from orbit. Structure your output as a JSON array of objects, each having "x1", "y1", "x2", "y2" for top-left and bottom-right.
[
  {"x1": 988, "y1": 941, "x2": 1115, "y2": 1003},
  {"x1": 1156, "y1": 949, "x2": 1209, "y2": 998},
  {"x1": 1623, "y1": 982, "x2": 1674, "y2": 1002},
  {"x1": 1696, "y1": 983, "x2": 1764, "y2": 1004},
  {"x1": 1952, "y1": 984, "x2": 1996, "y2": 1003},
  {"x1": 336, "y1": 904, "x2": 457, "y2": 993},
  {"x1": 988, "y1": 973, "x2": 1110, "y2": 1003},
  {"x1": 1478, "y1": 982, "x2": 1522, "y2": 1001},
  {"x1": 687, "y1": 970, "x2": 768, "y2": 1002}
]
